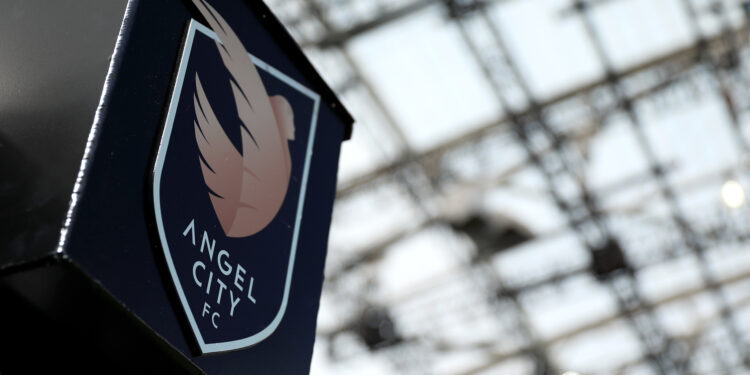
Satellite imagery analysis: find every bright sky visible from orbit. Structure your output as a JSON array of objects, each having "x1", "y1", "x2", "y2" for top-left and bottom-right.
[{"x1": 274, "y1": 0, "x2": 750, "y2": 373}]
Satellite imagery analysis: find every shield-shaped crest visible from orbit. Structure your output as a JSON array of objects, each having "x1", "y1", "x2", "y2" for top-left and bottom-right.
[{"x1": 152, "y1": 0, "x2": 320, "y2": 354}]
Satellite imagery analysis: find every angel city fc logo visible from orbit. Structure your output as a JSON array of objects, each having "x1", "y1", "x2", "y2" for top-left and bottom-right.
[{"x1": 153, "y1": 0, "x2": 321, "y2": 354}]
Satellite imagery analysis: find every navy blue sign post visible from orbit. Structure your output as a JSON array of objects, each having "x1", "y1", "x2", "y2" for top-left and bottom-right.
[
  {"x1": 0, "y1": 0, "x2": 352, "y2": 373},
  {"x1": 156, "y1": 14, "x2": 323, "y2": 353}
]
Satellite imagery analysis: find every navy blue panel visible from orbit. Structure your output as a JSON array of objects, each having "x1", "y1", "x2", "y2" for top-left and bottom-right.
[{"x1": 63, "y1": 0, "x2": 345, "y2": 373}]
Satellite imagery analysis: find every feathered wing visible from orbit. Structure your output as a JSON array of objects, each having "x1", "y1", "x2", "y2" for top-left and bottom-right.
[
  {"x1": 194, "y1": 75, "x2": 259, "y2": 235},
  {"x1": 192, "y1": 0, "x2": 295, "y2": 238}
]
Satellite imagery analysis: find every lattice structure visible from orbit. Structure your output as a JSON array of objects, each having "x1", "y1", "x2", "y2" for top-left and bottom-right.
[{"x1": 267, "y1": 0, "x2": 750, "y2": 373}]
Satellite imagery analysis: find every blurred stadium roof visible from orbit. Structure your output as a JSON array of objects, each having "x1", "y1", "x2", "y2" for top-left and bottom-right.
[{"x1": 267, "y1": 0, "x2": 750, "y2": 374}]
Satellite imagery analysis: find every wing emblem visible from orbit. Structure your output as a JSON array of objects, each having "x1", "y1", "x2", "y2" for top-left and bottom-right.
[{"x1": 192, "y1": 0, "x2": 295, "y2": 238}]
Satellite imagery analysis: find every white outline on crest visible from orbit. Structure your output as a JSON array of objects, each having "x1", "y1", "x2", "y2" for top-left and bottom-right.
[{"x1": 153, "y1": 20, "x2": 321, "y2": 354}]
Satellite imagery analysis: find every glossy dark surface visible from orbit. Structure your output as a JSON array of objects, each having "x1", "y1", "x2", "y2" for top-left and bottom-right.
[
  {"x1": 0, "y1": 0, "x2": 127, "y2": 186},
  {"x1": 0, "y1": 0, "x2": 126, "y2": 272},
  {"x1": 0, "y1": 0, "x2": 350, "y2": 373}
]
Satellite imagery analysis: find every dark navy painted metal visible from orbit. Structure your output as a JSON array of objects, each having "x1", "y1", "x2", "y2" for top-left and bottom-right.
[
  {"x1": 154, "y1": 22, "x2": 323, "y2": 352},
  {"x1": 0, "y1": 0, "x2": 350, "y2": 373}
]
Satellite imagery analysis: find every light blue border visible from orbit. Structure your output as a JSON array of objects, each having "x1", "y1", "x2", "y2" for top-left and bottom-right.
[{"x1": 153, "y1": 20, "x2": 321, "y2": 354}]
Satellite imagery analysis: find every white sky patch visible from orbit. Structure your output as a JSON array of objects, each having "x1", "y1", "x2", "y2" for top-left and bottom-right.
[
  {"x1": 522, "y1": 273, "x2": 619, "y2": 340},
  {"x1": 641, "y1": 93, "x2": 741, "y2": 185},
  {"x1": 586, "y1": 117, "x2": 663, "y2": 214},
  {"x1": 591, "y1": 0, "x2": 695, "y2": 70},
  {"x1": 637, "y1": 254, "x2": 705, "y2": 303},
  {"x1": 655, "y1": 299, "x2": 709, "y2": 338},
  {"x1": 491, "y1": 232, "x2": 588, "y2": 286},
  {"x1": 312, "y1": 338, "x2": 398, "y2": 375},
  {"x1": 587, "y1": 118, "x2": 652, "y2": 189},
  {"x1": 491, "y1": 0, "x2": 605, "y2": 100},
  {"x1": 335, "y1": 83, "x2": 407, "y2": 183},
  {"x1": 328, "y1": 182, "x2": 424, "y2": 256},
  {"x1": 336, "y1": 128, "x2": 388, "y2": 184},
  {"x1": 376, "y1": 228, "x2": 466, "y2": 300},
  {"x1": 348, "y1": 5, "x2": 502, "y2": 151},
  {"x1": 431, "y1": 349, "x2": 491, "y2": 375},
  {"x1": 298, "y1": 0, "x2": 750, "y2": 372},
  {"x1": 551, "y1": 321, "x2": 645, "y2": 373},
  {"x1": 483, "y1": 186, "x2": 568, "y2": 234},
  {"x1": 705, "y1": 242, "x2": 750, "y2": 280},
  {"x1": 473, "y1": 357, "x2": 535, "y2": 375}
]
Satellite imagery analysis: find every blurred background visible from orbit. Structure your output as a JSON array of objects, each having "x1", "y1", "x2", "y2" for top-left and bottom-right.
[{"x1": 268, "y1": 0, "x2": 750, "y2": 374}]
